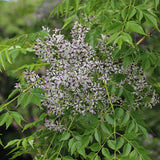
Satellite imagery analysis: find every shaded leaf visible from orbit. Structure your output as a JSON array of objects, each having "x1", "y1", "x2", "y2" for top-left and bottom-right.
[
  {"x1": 0, "y1": 112, "x2": 9, "y2": 126},
  {"x1": 108, "y1": 140, "x2": 116, "y2": 150},
  {"x1": 94, "y1": 128, "x2": 101, "y2": 143},
  {"x1": 123, "y1": 89, "x2": 133, "y2": 105},
  {"x1": 115, "y1": 108, "x2": 124, "y2": 119},
  {"x1": 123, "y1": 143, "x2": 132, "y2": 156},
  {"x1": 102, "y1": 148, "x2": 111, "y2": 158},
  {"x1": 144, "y1": 12, "x2": 160, "y2": 31},
  {"x1": 6, "y1": 115, "x2": 13, "y2": 129},
  {"x1": 120, "y1": 112, "x2": 130, "y2": 126},
  {"x1": 89, "y1": 143, "x2": 101, "y2": 152},
  {"x1": 100, "y1": 122, "x2": 112, "y2": 135},
  {"x1": 11, "y1": 111, "x2": 25, "y2": 127},
  {"x1": 128, "y1": 7, "x2": 137, "y2": 20},
  {"x1": 125, "y1": 21, "x2": 147, "y2": 35},
  {"x1": 60, "y1": 132, "x2": 70, "y2": 141},
  {"x1": 116, "y1": 137, "x2": 124, "y2": 150}
]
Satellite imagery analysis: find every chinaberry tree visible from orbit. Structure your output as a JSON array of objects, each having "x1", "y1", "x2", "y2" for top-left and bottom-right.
[{"x1": 0, "y1": 0, "x2": 160, "y2": 160}]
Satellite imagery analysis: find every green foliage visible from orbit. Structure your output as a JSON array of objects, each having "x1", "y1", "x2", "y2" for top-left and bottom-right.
[
  {"x1": 0, "y1": 0, "x2": 160, "y2": 160},
  {"x1": 0, "y1": 30, "x2": 48, "y2": 72},
  {"x1": 52, "y1": 0, "x2": 160, "y2": 48}
]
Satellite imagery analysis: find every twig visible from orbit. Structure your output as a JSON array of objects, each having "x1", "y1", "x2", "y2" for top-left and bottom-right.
[{"x1": 136, "y1": 23, "x2": 160, "y2": 45}]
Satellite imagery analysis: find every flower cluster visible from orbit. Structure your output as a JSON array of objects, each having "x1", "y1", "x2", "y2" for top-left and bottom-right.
[
  {"x1": 124, "y1": 64, "x2": 159, "y2": 108},
  {"x1": 16, "y1": 22, "x2": 159, "y2": 131}
]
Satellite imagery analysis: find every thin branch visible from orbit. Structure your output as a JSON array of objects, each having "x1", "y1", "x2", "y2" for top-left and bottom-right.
[{"x1": 136, "y1": 23, "x2": 160, "y2": 45}]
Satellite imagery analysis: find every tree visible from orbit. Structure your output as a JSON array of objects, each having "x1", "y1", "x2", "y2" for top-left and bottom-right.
[{"x1": 0, "y1": 0, "x2": 160, "y2": 159}]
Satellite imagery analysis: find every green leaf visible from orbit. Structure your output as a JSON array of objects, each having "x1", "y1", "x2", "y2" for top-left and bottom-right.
[
  {"x1": 123, "y1": 56, "x2": 133, "y2": 70},
  {"x1": 116, "y1": 137, "x2": 124, "y2": 150},
  {"x1": 94, "y1": 128, "x2": 101, "y2": 143},
  {"x1": 105, "y1": 114, "x2": 114, "y2": 125},
  {"x1": 102, "y1": 148, "x2": 111, "y2": 158},
  {"x1": 11, "y1": 111, "x2": 25, "y2": 127},
  {"x1": 8, "y1": 88, "x2": 19, "y2": 100},
  {"x1": 60, "y1": 132, "x2": 70, "y2": 141},
  {"x1": 0, "y1": 112, "x2": 9, "y2": 126},
  {"x1": 123, "y1": 143, "x2": 132, "y2": 156},
  {"x1": 126, "y1": 120, "x2": 135, "y2": 133},
  {"x1": 136, "y1": 10, "x2": 143, "y2": 22},
  {"x1": 108, "y1": 140, "x2": 116, "y2": 150},
  {"x1": 71, "y1": 142, "x2": 76, "y2": 155},
  {"x1": 5, "y1": 49, "x2": 12, "y2": 64},
  {"x1": 142, "y1": 57, "x2": 151, "y2": 72},
  {"x1": 62, "y1": 16, "x2": 74, "y2": 29},
  {"x1": 120, "y1": 112, "x2": 130, "y2": 126},
  {"x1": 137, "y1": 156, "x2": 143, "y2": 160},
  {"x1": 89, "y1": 143, "x2": 101, "y2": 152},
  {"x1": 81, "y1": 135, "x2": 91, "y2": 148},
  {"x1": 0, "y1": 52, "x2": 6, "y2": 70},
  {"x1": 6, "y1": 115, "x2": 13, "y2": 129},
  {"x1": 17, "y1": 92, "x2": 28, "y2": 106},
  {"x1": 129, "y1": 150, "x2": 138, "y2": 160},
  {"x1": 136, "y1": 5, "x2": 150, "y2": 10},
  {"x1": 31, "y1": 94, "x2": 41, "y2": 108},
  {"x1": 121, "y1": 7, "x2": 127, "y2": 20},
  {"x1": 28, "y1": 136, "x2": 34, "y2": 148},
  {"x1": 107, "y1": 32, "x2": 120, "y2": 45},
  {"x1": 108, "y1": 22, "x2": 123, "y2": 33},
  {"x1": 23, "y1": 94, "x2": 33, "y2": 108},
  {"x1": 87, "y1": 152, "x2": 96, "y2": 159},
  {"x1": 128, "y1": 7, "x2": 137, "y2": 20},
  {"x1": 125, "y1": 21, "x2": 147, "y2": 35},
  {"x1": 5, "y1": 139, "x2": 19, "y2": 148},
  {"x1": 94, "y1": 155, "x2": 101, "y2": 160},
  {"x1": 100, "y1": 122, "x2": 112, "y2": 135},
  {"x1": 22, "y1": 121, "x2": 36, "y2": 132},
  {"x1": 138, "y1": 125, "x2": 149, "y2": 141},
  {"x1": 124, "y1": 133, "x2": 139, "y2": 140},
  {"x1": 63, "y1": 156, "x2": 74, "y2": 160},
  {"x1": 113, "y1": 74, "x2": 126, "y2": 83},
  {"x1": 68, "y1": 138, "x2": 74, "y2": 151},
  {"x1": 111, "y1": 0, "x2": 116, "y2": 10},
  {"x1": 121, "y1": 32, "x2": 134, "y2": 47},
  {"x1": 123, "y1": 89, "x2": 133, "y2": 105},
  {"x1": 22, "y1": 138, "x2": 27, "y2": 150},
  {"x1": 114, "y1": 36, "x2": 123, "y2": 49},
  {"x1": 77, "y1": 147, "x2": 86, "y2": 158},
  {"x1": 54, "y1": 158, "x2": 61, "y2": 160},
  {"x1": 75, "y1": 0, "x2": 80, "y2": 11},
  {"x1": 65, "y1": 0, "x2": 70, "y2": 16},
  {"x1": 123, "y1": 83, "x2": 135, "y2": 92},
  {"x1": 115, "y1": 108, "x2": 124, "y2": 119},
  {"x1": 154, "y1": 0, "x2": 160, "y2": 10},
  {"x1": 144, "y1": 12, "x2": 160, "y2": 31},
  {"x1": 116, "y1": 87, "x2": 123, "y2": 98},
  {"x1": 31, "y1": 88, "x2": 45, "y2": 94}
]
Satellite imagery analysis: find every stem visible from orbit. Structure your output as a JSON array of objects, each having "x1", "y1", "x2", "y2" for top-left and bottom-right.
[
  {"x1": 56, "y1": 116, "x2": 75, "y2": 158},
  {"x1": 104, "y1": 84, "x2": 117, "y2": 159},
  {"x1": 136, "y1": 23, "x2": 160, "y2": 45},
  {"x1": 43, "y1": 132, "x2": 57, "y2": 160}
]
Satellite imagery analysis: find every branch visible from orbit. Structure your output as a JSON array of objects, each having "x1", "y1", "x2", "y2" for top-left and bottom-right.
[{"x1": 136, "y1": 23, "x2": 160, "y2": 45}]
